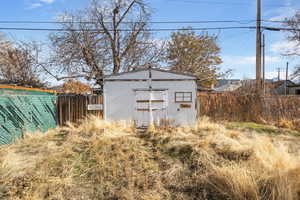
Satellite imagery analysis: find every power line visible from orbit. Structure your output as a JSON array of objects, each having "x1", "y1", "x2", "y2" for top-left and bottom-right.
[
  {"x1": 166, "y1": 0, "x2": 292, "y2": 8},
  {"x1": 168, "y1": 0, "x2": 251, "y2": 6},
  {"x1": 0, "y1": 19, "x2": 290, "y2": 25},
  {"x1": 0, "y1": 20, "x2": 257, "y2": 24},
  {"x1": 263, "y1": 26, "x2": 300, "y2": 31},
  {"x1": 0, "y1": 26, "x2": 257, "y2": 32},
  {"x1": 0, "y1": 26, "x2": 297, "y2": 32},
  {"x1": 262, "y1": 20, "x2": 289, "y2": 23}
]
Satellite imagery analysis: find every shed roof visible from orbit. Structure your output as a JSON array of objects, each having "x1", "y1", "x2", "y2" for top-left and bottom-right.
[{"x1": 105, "y1": 68, "x2": 197, "y2": 80}]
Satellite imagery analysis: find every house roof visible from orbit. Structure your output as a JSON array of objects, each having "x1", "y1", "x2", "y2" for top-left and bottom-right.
[
  {"x1": 217, "y1": 79, "x2": 241, "y2": 87},
  {"x1": 287, "y1": 84, "x2": 300, "y2": 88},
  {"x1": 215, "y1": 81, "x2": 242, "y2": 92},
  {"x1": 105, "y1": 68, "x2": 198, "y2": 79},
  {"x1": 270, "y1": 80, "x2": 296, "y2": 88}
]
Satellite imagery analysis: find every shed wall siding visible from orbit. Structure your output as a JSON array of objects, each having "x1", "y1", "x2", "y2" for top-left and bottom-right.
[{"x1": 104, "y1": 80, "x2": 197, "y2": 126}]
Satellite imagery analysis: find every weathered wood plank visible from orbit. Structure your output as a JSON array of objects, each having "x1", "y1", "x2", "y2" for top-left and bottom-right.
[{"x1": 57, "y1": 95, "x2": 103, "y2": 126}]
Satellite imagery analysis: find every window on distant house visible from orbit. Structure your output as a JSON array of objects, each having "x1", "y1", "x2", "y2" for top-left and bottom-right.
[
  {"x1": 175, "y1": 92, "x2": 192, "y2": 102},
  {"x1": 296, "y1": 89, "x2": 300, "y2": 95}
]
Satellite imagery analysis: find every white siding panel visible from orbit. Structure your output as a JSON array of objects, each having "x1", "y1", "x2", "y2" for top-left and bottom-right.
[
  {"x1": 104, "y1": 79, "x2": 197, "y2": 126},
  {"x1": 104, "y1": 81, "x2": 148, "y2": 121}
]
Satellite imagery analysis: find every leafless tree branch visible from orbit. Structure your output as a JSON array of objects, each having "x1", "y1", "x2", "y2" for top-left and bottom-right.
[
  {"x1": 0, "y1": 36, "x2": 45, "y2": 87},
  {"x1": 46, "y1": 0, "x2": 163, "y2": 87}
]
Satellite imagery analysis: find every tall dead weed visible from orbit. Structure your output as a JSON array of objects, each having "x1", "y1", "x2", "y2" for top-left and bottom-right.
[{"x1": 1, "y1": 116, "x2": 300, "y2": 200}]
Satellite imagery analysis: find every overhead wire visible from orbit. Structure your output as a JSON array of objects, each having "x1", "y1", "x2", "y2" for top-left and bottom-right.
[
  {"x1": 0, "y1": 26, "x2": 258, "y2": 32},
  {"x1": 0, "y1": 19, "x2": 257, "y2": 24},
  {"x1": 166, "y1": 0, "x2": 293, "y2": 8},
  {"x1": 0, "y1": 19, "x2": 290, "y2": 25},
  {"x1": 262, "y1": 20, "x2": 288, "y2": 23},
  {"x1": 0, "y1": 19, "x2": 296, "y2": 32}
]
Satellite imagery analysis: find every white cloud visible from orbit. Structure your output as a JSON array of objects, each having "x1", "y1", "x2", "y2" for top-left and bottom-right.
[
  {"x1": 30, "y1": 3, "x2": 42, "y2": 8},
  {"x1": 271, "y1": 41, "x2": 300, "y2": 55},
  {"x1": 264, "y1": 56, "x2": 281, "y2": 63},
  {"x1": 264, "y1": 0, "x2": 297, "y2": 21},
  {"x1": 265, "y1": 71, "x2": 292, "y2": 80},
  {"x1": 55, "y1": 13, "x2": 73, "y2": 22},
  {"x1": 28, "y1": 0, "x2": 57, "y2": 9},
  {"x1": 226, "y1": 56, "x2": 281, "y2": 65},
  {"x1": 265, "y1": 56, "x2": 281, "y2": 63},
  {"x1": 40, "y1": 0, "x2": 56, "y2": 3},
  {"x1": 269, "y1": 7, "x2": 296, "y2": 21}
]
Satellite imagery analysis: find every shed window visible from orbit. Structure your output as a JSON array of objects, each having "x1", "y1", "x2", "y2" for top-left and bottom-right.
[{"x1": 175, "y1": 92, "x2": 192, "y2": 102}]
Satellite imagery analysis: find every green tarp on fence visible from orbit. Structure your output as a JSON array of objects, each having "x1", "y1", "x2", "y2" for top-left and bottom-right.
[{"x1": 0, "y1": 95, "x2": 57, "y2": 145}]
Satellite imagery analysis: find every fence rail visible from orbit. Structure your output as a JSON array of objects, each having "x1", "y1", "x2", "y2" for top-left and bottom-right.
[
  {"x1": 198, "y1": 93, "x2": 300, "y2": 124},
  {"x1": 57, "y1": 95, "x2": 103, "y2": 126}
]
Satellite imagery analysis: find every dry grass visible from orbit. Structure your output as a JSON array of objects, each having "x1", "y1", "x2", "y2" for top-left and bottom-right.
[
  {"x1": 277, "y1": 119, "x2": 300, "y2": 132},
  {"x1": 1, "y1": 116, "x2": 300, "y2": 200}
]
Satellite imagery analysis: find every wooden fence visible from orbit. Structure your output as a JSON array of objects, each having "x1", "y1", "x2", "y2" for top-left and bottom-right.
[
  {"x1": 57, "y1": 95, "x2": 103, "y2": 126},
  {"x1": 56, "y1": 93, "x2": 299, "y2": 128},
  {"x1": 198, "y1": 93, "x2": 300, "y2": 124}
]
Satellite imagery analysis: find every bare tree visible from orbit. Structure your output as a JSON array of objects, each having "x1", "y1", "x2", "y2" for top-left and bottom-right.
[
  {"x1": 48, "y1": 0, "x2": 164, "y2": 86},
  {"x1": 166, "y1": 29, "x2": 230, "y2": 87},
  {"x1": 286, "y1": 11, "x2": 300, "y2": 48},
  {"x1": 0, "y1": 33, "x2": 11, "y2": 49},
  {"x1": 284, "y1": 11, "x2": 300, "y2": 79},
  {"x1": 0, "y1": 38, "x2": 45, "y2": 87}
]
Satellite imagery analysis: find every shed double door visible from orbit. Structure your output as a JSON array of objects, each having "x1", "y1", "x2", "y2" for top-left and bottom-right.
[{"x1": 134, "y1": 90, "x2": 168, "y2": 128}]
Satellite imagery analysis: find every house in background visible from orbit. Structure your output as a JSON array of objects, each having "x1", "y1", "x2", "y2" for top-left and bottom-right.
[
  {"x1": 288, "y1": 84, "x2": 300, "y2": 95},
  {"x1": 217, "y1": 79, "x2": 241, "y2": 87},
  {"x1": 104, "y1": 68, "x2": 197, "y2": 127},
  {"x1": 213, "y1": 79, "x2": 299, "y2": 95},
  {"x1": 213, "y1": 79, "x2": 257, "y2": 92},
  {"x1": 271, "y1": 80, "x2": 296, "y2": 95},
  {"x1": 267, "y1": 80, "x2": 300, "y2": 95},
  {"x1": 214, "y1": 80, "x2": 242, "y2": 92}
]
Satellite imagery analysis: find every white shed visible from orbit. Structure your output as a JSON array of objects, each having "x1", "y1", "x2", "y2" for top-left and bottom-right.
[{"x1": 103, "y1": 68, "x2": 197, "y2": 127}]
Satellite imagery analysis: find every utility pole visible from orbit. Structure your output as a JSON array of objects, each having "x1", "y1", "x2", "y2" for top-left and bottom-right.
[
  {"x1": 277, "y1": 67, "x2": 281, "y2": 81},
  {"x1": 285, "y1": 62, "x2": 289, "y2": 95},
  {"x1": 262, "y1": 33, "x2": 265, "y2": 95},
  {"x1": 256, "y1": 0, "x2": 262, "y2": 85}
]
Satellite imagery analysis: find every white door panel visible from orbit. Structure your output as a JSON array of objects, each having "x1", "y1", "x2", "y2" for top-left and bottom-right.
[{"x1": 134, "y1": 90, "x2": 168, "y2": 127}]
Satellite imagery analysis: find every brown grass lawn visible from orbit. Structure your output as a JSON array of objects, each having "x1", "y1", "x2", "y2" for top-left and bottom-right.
[{"x1": 1, "y1": 117, "x2": 300, "y2": 200}]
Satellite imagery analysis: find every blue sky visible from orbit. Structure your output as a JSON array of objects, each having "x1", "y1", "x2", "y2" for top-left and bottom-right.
[{"x1": 1, "y1": 0, "x2": 300, "y2": 81}]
